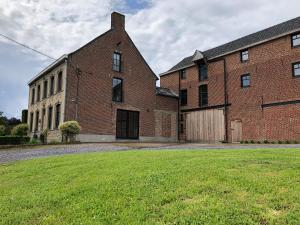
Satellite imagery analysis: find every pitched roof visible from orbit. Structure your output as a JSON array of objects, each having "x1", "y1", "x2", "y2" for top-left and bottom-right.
[
  {"x1": 156, "y1": 87, "x2": 178, "y2": 98},
  {"x1": 161, "y1": 16, "x2": 300, "y2": 76}
]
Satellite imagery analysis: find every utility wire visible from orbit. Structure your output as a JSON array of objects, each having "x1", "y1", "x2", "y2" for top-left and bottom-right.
[{"x1": 0, "y1": 33, "x2": 57, "y2": 60}]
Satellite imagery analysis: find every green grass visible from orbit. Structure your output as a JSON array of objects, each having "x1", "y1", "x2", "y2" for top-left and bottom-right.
[{"x1": 1, "y1": 149, "x2": 300, "y2": 225}]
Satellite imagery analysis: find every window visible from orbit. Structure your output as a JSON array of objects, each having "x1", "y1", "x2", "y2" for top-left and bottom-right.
[
  {"x1": 37, "y1": 85, "x2": 41, "y2": 102},
  {"x1": 57, "y1": 72, "x2": 62, "y2": 92},
  {"x1": 199, "y1": 64, "x2": 208, "y2": 81},
  {"x1": 199, "y1": 84, "x2": 208, "y2": 107},
  {"x1": 113, "y1": 52, "x2": 121, "y2": 72},
  {"x1": 43, "y1": 80, "x2": 48, "y2": 99},
  {"x1": 50, "y1": 76, "x2": 54, "y2": 95},
  {"x1": 180, "y1": 89, "x2": 187, "y2": 106},
  {"x1": 116, "y1": 110, "x2": 139, "y2": 139},
  {"x1": 292, "y1": 33, "x2": 300, "y2": 47},
  {"x1": 241, "y1": 74, "x2": 250, "y2": 87},
  {"x1": 30, "y1": 112, "x2": 34, "y2": 132},
  {"x1": 41, "y1": 108, "x2": 46, "y2": 130},
  {"x1": 180, "y1": 123, "x2": 184, "y2": 134},
  {"x1": 293, "y1": 62, "x2": 300, "y2": 77},
  {"x1": 55, "y1": 104, "x2": 61, "y2": 128},
  {"x1": 31, "y1": 88, "x2": 35, "y2": 105},
  {"x1": 241, "y1": 49, "x2": 249, "y2": 62},
  {"x1": 112, "y1": 78, "x2": 123, "y2": 102},
  {"x1": 48, "y1": 106, "x2": 53, "y2": 130},
  {"x1": 35, "y1": 111, "x2": 39, "y2": 131},
  {"x1": 180, "y1": 69, "x2": 186, "y2": 80}
]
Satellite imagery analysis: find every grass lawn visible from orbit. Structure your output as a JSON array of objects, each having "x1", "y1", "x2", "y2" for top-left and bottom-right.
[{"x1": 1, "y1": 149, "x2": 300, "y2": 225}]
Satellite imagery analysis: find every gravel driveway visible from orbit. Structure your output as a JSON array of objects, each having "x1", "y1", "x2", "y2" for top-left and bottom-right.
[{"x1": 1, "y1": 143, "x2": 300, "y2": 164}]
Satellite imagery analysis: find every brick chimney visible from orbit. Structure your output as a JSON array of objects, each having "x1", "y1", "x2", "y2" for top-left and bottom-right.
[{"x1": 111, "y1": 12, "x2": 125, "y2": 30}]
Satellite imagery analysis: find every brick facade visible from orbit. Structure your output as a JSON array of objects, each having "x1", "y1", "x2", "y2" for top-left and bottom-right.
[{"x1": 161, "y1": 31, "x2": 300, "y2": 142}]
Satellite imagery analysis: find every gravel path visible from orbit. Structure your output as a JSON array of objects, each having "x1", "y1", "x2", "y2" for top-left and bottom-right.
[{"x1": 1, "y1": 143, "x2": 300, "y2": 164}]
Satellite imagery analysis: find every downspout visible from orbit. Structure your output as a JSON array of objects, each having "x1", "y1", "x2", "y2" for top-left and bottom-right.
[
  {"x1": 177, "y1": 71, "x2": 181, "y2": 142},
  {"x1": 222, "y1": 58, "x2": 229, "y2": 143}
]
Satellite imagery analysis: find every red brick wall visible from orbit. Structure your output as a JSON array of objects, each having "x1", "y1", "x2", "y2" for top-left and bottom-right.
[
  {"x1": 161, "y1": 34, "x2": 300, "y2": 142},
  {"x1": 65, "y1": 26, "x2": 158, "y2": 138}
]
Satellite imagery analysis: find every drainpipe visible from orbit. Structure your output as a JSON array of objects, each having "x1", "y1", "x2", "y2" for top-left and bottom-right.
[
  {"x1": 222, "y1": 58, "x2": 229, "y2": 143},
  {"x1": 75, "y1": 66, "x2": 81, "y2": 121},
  {"x1": 177, "y1": 71, "x2": 181, "y2": 142}
]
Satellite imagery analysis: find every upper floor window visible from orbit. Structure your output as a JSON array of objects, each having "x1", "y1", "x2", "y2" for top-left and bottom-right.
[
  {"x1": 113, "y1": 52, "x2": 121, "y2": 72},
  {"x1": 180, "y1": 69, "x2": 186, "y2": 80},
  {"x1": 43, "y1": 80, "x2": 48, "y2": 99},
  {"x1": 199, "y1": 64, "x2": 208, "y2": 81},
  {"x1": 37, "y1": 85, "x2": 41, "y2": 102},
  {"x1": 180, "y1": 89, "x2": 187, "y2": 106},
  {"x1": 57, "y1": 72, "x2": 63, "y2": 92},
  {"x1": 50, "y1": 76, "x2": 55, "y2": 96},
  {"x1": 241, "y1": 74, "x2": 250, "y2": 88},
  {"x1": 199, "y1": 84, "x2": 208, "y2": 107},
  {"x1": 55, "y1": 104, "x2": 61, "y2": 129},
  {"x1": 292, "y1": 33, "x2": 300, "y2": 47},
  {"x1": 292, "y1": 62, "x2": 300, "y2": 77},
  {"x1": 31, "y1": 88, "x2": 35, "y2": 105},
  {"x1": 241, "y1": 49, "x2": 249, "y2": 62},
  {"x1": 112, "y1": 78, "x2": 123, "y2": 102}
]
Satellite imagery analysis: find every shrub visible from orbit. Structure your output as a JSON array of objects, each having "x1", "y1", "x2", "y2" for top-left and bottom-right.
[
  {"x1": 59, "y1": 121, "x2": 81, "y2": 142},
  {"x1": 271, "y1": 141, "x2": 275, "y2": 144},
  {"x1": 257, "y1": 141, "x2": 261, "y2": 144},
  {"x1": 11, "y1": 124, "x2": 28, "y2": 136},
  {"x1": 250, "y1": 140, "x2": 255, "y2": 144},
  {"x1": 285, "y1": 140, "x2": 290, "y2": 144},
  {"x1": 29, "y1": 138, "x2": 41, "y2": 145},
  {"x1": 278, "y1": 141, "x2": 283, "y2": 144},
  {"x1": 0, "y1": 136, "x2": 30, "y2": 145},
  {"x1": 240, "y1": 140, "x2": 244, "y2": 144},
  {"x1": 40, "y1": 129, "x2": 48, "y2": 144},
  {"x1": 0, "y1": 125, "x2": 5, "y2": 136},
  {"x1": 244, "y1": 140, "x2": 249, "y2": 144},
  {"x1": 293, "y1": 140, "x2": 298, "y2": 144},
  {"x1": 263, "y1": 140, "x2": 269, "y2": 144}
]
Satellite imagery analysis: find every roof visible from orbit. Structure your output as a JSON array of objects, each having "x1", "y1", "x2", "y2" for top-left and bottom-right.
[
  {"x1": 156, "y1": 87, "x2": 178, "y2": 98},
  {"x1": 28, "y1": 55, "x2": 68, "y2": 85},
  {"x1": 161, "y1": 16, "x2": 300, "y2": 76}
]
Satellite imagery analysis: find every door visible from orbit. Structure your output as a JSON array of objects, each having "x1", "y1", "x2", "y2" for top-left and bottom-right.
[
  {"x1": 116, "y1": 109, "x2": 139, "y2": 139},
  {"x1": 231, "y1": 120, "x2": 242, "y2": 143},
  {"x1": 185, "y1": 109, "x2": 225, "y2": 142}
]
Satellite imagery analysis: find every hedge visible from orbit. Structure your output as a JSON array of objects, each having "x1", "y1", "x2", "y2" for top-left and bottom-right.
[{"x1": 0, "y1": 136, "x2": 30, "y2": 145}]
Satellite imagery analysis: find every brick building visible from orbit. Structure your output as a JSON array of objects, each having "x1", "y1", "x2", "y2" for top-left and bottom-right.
[
  {"x1": 27, "y1": 12, "x2": 178, "y2": 143},
  {"x1": 160, "y1": 16, "x2": 300, "y2": 143}
]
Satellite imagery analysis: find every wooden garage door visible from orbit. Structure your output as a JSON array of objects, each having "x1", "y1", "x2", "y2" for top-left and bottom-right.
[{"x1": 186, "y1": 109, "x2": 225, "y2": 142}]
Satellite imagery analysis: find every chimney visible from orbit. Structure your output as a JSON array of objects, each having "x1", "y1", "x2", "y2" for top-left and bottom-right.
[{"x1": 111, "y1": 12, "x2": 125, "y2": 30}]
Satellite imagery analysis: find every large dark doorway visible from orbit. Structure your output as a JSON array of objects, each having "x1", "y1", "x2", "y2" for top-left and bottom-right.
[{"x1": 116, "y1": 109, "x2": 139, "y2": 139}]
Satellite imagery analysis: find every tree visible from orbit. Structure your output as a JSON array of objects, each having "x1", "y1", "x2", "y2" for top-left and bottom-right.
[
  {"x1": 11, "y1": 124, "x2": 29, "y2": 136},
  {"x1": 59, "y1": 121, "x2": 81, "y2": 143},
  {"x1": 0, "y1": 111, "x2": 8, "y2": 126},
  {"x1": 0, "y1": 125, "x2": 5, "y2": 136}
]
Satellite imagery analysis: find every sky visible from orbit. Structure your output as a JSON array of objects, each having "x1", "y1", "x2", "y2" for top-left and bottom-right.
[{"x1": 0, "y1": 0, "x2": 300, "y2": 118}]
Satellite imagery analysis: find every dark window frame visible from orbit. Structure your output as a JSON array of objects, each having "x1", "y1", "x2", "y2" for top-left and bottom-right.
[
  {"x1": 199, "y1": 84, "x2": 208, "y2": 107},
  {"x1": 30, "y1": 112, "x2": 34, "y2": 132},
  {"x1": 112, "y1": 78, "x2": 123, "y2": 102},
  {"x1": 116, "y1": 109, "x2": 139, "y2": 139},
  {"x1": 57, "y1": 72, "x2": 63, "y2": 92},
  {"x1": 180, "y1": 69, "x2": 186, "y2": 80},
  {"x1": 180, "y1": 89, "x2": 188, "y2": 106},
  {"x1": 48, "y1": 106, "x2": 53, "y2": 130},
  {"x1": 50, "y1": 76, "x2": 55, "y2": 96},
  {"x1": 31, "y1": 88, "x2": 35, "y2": 105},
  {"x1": 291, "y1": 33, "x2": 300, "y2": 48},
  {"x1": 241, "y1": 74, "x2": 251, "y2": 88},
  {"x1": 112, "y1": 52, "x2": 122, "y2": 72},
  {"x1": 43, "y1": 80, "x2": 48, "y2": 99},
  {"x1": 240, "y1": 49, "x2": 249, "y2": 63},
  {"x1": 199, "y1": 64, "x2": 208, "y2": 81},
  {"x1": 292, "y1": 62, "x2": 300, "y2": 77},
  {"x1": 37, "y1": 85, "x2": 41, "y2": 102},
  {"x1": 35, "y1": 110, "x2": 39, "y2": 131},
  {"x1": 55, "y1": 103, "x2": 61, "y2": 129}
]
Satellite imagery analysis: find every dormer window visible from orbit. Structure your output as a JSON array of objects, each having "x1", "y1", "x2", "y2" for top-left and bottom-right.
[
  {"x1": 241, "y1": 49, "x2": 249, "y2": 62},
  {"x1": 199, "y1": 64, "x2": 208, "y2": 81},
  {"x1": 113, "y1": 52, "x2": 121, "y2": 72}
]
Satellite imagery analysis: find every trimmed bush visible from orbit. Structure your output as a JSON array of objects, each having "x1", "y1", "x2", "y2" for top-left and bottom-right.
[
  {"x1": 244, "y1": 140, "x2": 249, "y2": 144},
  {"x1": 59, "y1": 121, "x2": 81, "y2": 142},
  {"x1": 250, "y1": 140, "x2": 255, "y2": 144},
  {"x1": 293, "y1": 140, "x2": 298, "y2": 144},
  {"x1": 285, "y1": 140, "x2": 290, "y2": 144},
  {"x1": 0, "y1": 136, "x2": 30, "y2": 145},
  {"x1": 257, "y1": 141, "x2": 261, "y2": 144},
  {"x1": 240, "y1": 140, "x2": 244, "y2": 144},
  {"x1": 263, "y1": 140, "x2": 269, "y2": 144},
  {"x1": 0, "y1": 125, "x2": 5, "y2": 136},
  {"x1": 11, "y1": 124, "x2": 28, "y2": 136},
  {"x1": 278, "y1": 141, "x2": 283, "y2": 144}
]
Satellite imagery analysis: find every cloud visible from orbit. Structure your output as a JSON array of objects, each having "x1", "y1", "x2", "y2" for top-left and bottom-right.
[{"x1": 0, "y1": 0, "x2": 300, "y2": 117}]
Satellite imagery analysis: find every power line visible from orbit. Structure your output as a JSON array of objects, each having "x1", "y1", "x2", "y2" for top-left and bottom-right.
[{"x1": 0, "y1": 33, "x2": 57, "y2": 60}]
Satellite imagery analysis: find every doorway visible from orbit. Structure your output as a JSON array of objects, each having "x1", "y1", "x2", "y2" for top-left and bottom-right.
[
  {"x1": 116, "y1": 109, "x2": 139, "y2": 139},
  {"x1": 231, "y1": 120, "x2": 242, "y2": 143}
]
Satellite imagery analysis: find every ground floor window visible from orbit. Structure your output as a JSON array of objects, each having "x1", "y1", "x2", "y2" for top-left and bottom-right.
[
  {"x1": 55, "y1": 104, "x2": 61, "y2": 128},
  {"x1": 116, "y1": 109, "x2": 139, "y2": 139},
  {"x1": 48, "y1": 106, "x2": 53, "y2": 130}
]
